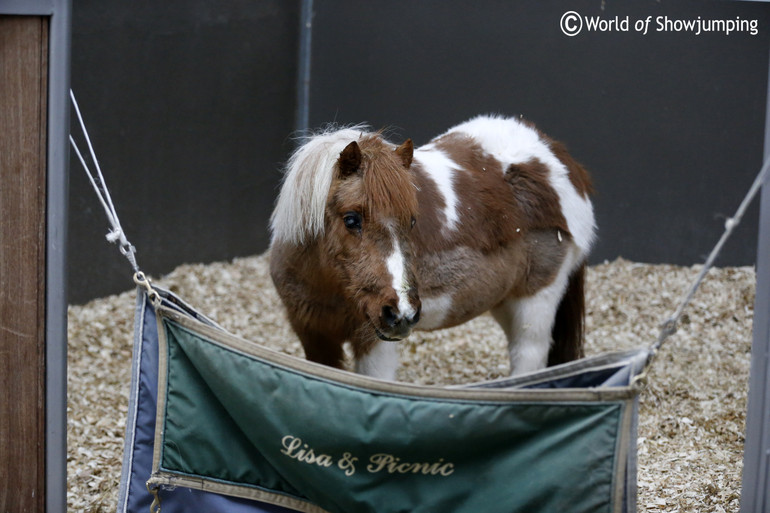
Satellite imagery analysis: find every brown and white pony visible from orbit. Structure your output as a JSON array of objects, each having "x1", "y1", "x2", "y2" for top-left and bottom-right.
[{"x1": 269, "y1": 115, "x2": 595, "y2": 381}]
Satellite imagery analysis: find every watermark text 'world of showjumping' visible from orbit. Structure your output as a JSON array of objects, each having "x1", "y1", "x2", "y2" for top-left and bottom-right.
[{"x1": 560, "y1": 12, "x2": 760, "y2": 37}]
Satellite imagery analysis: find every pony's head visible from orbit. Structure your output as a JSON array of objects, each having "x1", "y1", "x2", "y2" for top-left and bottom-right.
[{"x1": 271, "y1": 128, "x2": 422, "y2": 341}]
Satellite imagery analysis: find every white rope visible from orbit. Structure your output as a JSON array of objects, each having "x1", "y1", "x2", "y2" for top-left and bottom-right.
[
  {"x1": 69, "y1": 90, "x2": 140, "y2": 273},
  {"x1": 651, "y1": 156, "x2": 770, "y2": 355}
]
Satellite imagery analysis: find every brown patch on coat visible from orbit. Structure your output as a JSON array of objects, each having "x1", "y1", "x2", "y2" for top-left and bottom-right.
[
  {"x1": 429, "y1": 133, "x2": 522, "y2": 252},
  {"x1": 534, "y1": 133, "x2": 593, "y2": 200},
  {"x1": 504, "y1": 158, "x2": 570, "y2": 235},
  {"x1": 516, "y1": 229, "x2": 570, "y2": 297},
  {"x1": 518, "y1": 118, "x2": 593, "y2": 199}
]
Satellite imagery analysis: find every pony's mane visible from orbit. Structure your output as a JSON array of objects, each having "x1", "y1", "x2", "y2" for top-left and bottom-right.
[{"x1": 270, "y1": 125, "x2": 372, "y2": 245}]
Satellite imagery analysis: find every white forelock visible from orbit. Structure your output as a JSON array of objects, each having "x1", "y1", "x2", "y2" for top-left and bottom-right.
[{"x1": 270, "y1": 125, "x2": 371, "y2": 246}]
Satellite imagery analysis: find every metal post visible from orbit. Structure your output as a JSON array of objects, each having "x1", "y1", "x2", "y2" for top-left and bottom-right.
[
  {"x1": 740, "y1": 45, "x2": 770, "y2": 513},
  {"x1": 46, "y1": 1, "x2": 71, "y2": 512},
  {"x1": 295, "y1": 0, "x2": 314, "y2": 136}
]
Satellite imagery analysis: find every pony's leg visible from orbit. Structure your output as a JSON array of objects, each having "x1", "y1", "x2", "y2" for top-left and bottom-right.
[
  {"x1": 491, "y1": 258, "x2": 575, "y2": 375},
  {"x1": 354, "y1": 341, "x2": 399, "y2": 381},
  {"x1": 296, "y1": 327, "x2": 346, "y2": 370}
]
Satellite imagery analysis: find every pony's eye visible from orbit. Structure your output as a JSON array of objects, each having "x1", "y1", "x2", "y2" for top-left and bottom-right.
[
  {"x1": 410, "y1": 216, "x2": 416, "y2": 229},
  {"x1": 343, "y1": 212, "x2": 362, "y2": 232}
]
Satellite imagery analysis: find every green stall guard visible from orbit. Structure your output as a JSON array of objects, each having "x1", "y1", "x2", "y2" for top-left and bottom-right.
[{"x1": 142, "y1": 289, "x2": 645, "y2": 513}]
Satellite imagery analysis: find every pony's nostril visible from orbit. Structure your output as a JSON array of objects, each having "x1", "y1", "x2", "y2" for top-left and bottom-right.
[{"x1": 381, "y1": 305, "x2": 398, "y2": 328}]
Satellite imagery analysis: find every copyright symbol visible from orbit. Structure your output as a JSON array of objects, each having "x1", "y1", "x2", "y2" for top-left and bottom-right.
[{"x1": 560, "y1": 11, "x2": 582, "y2": 36}]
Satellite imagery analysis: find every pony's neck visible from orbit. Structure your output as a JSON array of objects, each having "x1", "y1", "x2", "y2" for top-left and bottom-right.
[{"x1": 285, "y1": 240, "x2": 348, "y2": 300}]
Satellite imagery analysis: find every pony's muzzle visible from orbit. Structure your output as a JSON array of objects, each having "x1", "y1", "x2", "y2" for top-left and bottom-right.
[{"x1": 378, "y1": 304, "x2": 421, "y2": 341}]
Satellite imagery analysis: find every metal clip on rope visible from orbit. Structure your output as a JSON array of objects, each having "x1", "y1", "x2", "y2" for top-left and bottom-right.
[
  {"x1": 146, "y1": 482, "x2": 162, "y2": 513},
  {"x1": 134, "y1": 272, "x2": 162, "y2": 308}
]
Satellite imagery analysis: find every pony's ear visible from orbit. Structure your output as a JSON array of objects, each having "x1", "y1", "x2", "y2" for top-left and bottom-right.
[
  {"x1": 395, "y1": 139, "x2": 413, "y2": 168},
  {"x1": 338, "y1": 141, "x2": 362, "y2": 177}
]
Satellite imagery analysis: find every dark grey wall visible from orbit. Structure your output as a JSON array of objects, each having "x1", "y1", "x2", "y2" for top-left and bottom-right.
[
  {"x1": 69, "y1": 1, "x2": 300, "y2": 303},
  {"x1": 308, "y1": 0, "x2": 770, "y2": 267},
  {"x1": 69, "y1": 0, "x2": 770, "y2": 303}
]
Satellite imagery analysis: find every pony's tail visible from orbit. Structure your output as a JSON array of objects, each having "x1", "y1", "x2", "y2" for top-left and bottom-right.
[{"x1": 548, "y1": 263, "x2": 586, "y2": 366}]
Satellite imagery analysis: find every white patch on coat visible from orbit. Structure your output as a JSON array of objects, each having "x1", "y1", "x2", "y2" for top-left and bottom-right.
[
  {"x1": 491, "y1": 246, "x2": 580, "y2": 375},
  {"x1": 386, "y1": 230, "x2": 416, "y2": 319},
  {"x1": 412, "y1": 145, "x2": 460, "y2": 231},
  {"x1": 445, "y1": 115, "x2": 596, "y2": 257},
  {"x1": 415, "y1": 293, "x2": 454, "y2": 330},
  {"x1": 355, "y1": 341, "x2": 399, "y2": 381}
]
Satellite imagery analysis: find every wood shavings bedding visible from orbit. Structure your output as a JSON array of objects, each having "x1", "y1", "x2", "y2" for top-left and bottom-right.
[{"x1": 67, "y1": 254, "x2": 755, "y2": 512}]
